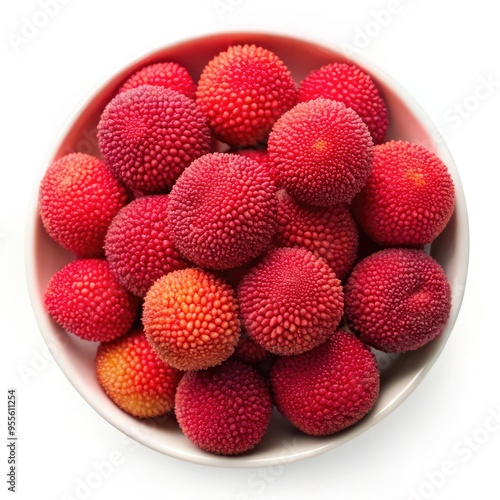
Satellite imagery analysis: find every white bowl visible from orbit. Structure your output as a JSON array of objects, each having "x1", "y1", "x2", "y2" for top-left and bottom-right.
[{"x1": 26, "y1": 31, "x2": 469, "y2": 468}]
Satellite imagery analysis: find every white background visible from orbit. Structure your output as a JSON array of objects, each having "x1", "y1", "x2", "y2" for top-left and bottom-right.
[{"x1": 2, "y1": 0, "x2": 499, "y2": 499}]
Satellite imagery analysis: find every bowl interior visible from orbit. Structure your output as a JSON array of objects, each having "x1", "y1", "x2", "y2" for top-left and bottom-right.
[{"x1": 26, "y1": 31, "x2": 469, "y2": 468}]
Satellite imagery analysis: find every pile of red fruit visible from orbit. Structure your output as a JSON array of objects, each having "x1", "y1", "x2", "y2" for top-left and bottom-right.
[{"x1": 39, "y1": 44, "x2": 455, "y2": 456}]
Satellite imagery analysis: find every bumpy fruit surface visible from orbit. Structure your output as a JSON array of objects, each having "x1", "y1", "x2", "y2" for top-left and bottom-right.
[
  {"x1": 44, "y1": 259, "x2": 139, "y2": 342},
  {"x1": 345, "y1": 248, "x2": 452, "y2": 352},
  {"x1": 168, "y1": 153, "x2": 277, "y2": 270},
  {"x1": 175, "y1": 360, "x2": 272, "y2": 455},
  {"x1": 353, "y1": 141, "x2": 455, "y2": 246},
  {"x1": 275, "y1": 190, "x2": 358, "y2": 280},
  {"x1": 142, "y1": 268, "x2": 240, "y2": 370},
  {"x1": 96, "y1": 329, "x2": 182, "y2": 418},
  {"x1": 39, "y1": 153, "x2": 128, "y2": 257},
  {"x1": 196, "y1": 44, "x2": 297, "y2": 146},
  {"x1": 269, "y1": 98, "x2": 374, "y2": 206},
  {"x1": 119, "y1": 61, "x2": 196, "y2": 99},
  {"x1": 98, "y1": 85, "x2": 211, "y2": 194},
  {"x1": 298, "y1": 62, "x2": 389, "y2": 144},
  {"x1": 271, "y1": 329, "x2": 380, "y2": 436},
  {"x1": 104, "y1": 195, "x2": 188, "y2": 297},
  {"x1": 238, "y1": 248, "x2": 344, "y2": 355}
]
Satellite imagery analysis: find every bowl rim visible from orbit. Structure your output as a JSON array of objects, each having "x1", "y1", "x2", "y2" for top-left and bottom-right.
[{"x1": 25, "y1": 29, "x2": 470, "y2": 468}]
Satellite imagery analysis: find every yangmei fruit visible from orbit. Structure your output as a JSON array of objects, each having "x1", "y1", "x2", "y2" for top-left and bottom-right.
[
  {"x1": 275, "y1": 189, "x2": 358, "y2": 280},
  {"x1": 298, "y1": 62, "x2": 389, "y2": 144},
  {"x1": 232, "y1": 148, "x2": 278, "y2": 186},
  {"x1": 96, "y1": 329, "x2": 182, "y2": 418},
  {"x1": 39, "y1": 43, "x2": 459, "y2": 456},
  {"x1": 238, "y1": 248, "x2": 344, "y2": 355},
  {"x1": 118, "y1": 61, "x2": 196, "y2": 99},
  {"x1": 345, "y1": 248, "x2": 452, "y2": 352},
  {"x1": 234, "y1": 335, "x2": 273, "y2": 365},
  {"x1": 142, "y1": 268, "x2": 240, "y2": 370},
  {"x1": 98, "y1": 85, "x2": 211, "y2": 194},
  {"x1": 196, "y1": 44, "x2": 297, "y2": 146},
  {"x1": 175, "y1": 359, "x2": 272, "y2": 455},
  {"x1": 39, "y1": 153, "x2": 128, "y2": 257},
  {"x1": 353, "y1": 140, "x2": 455, "y2": 246},
  {"x1": 44, "y1": 259, "x2": 139, "y2": 342},
  {"x1": 271, "y1": 329, "x2": 380, "y2": 436},
  {"x1": 268, "y1": 98, "x2": 374, "y2": 206},
  {"x1": 104, "y1": 195, "x2": 188, "y2": 297},
  {"x1": 168, "y1": 153, "x2": 277, "y2": 270}
]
